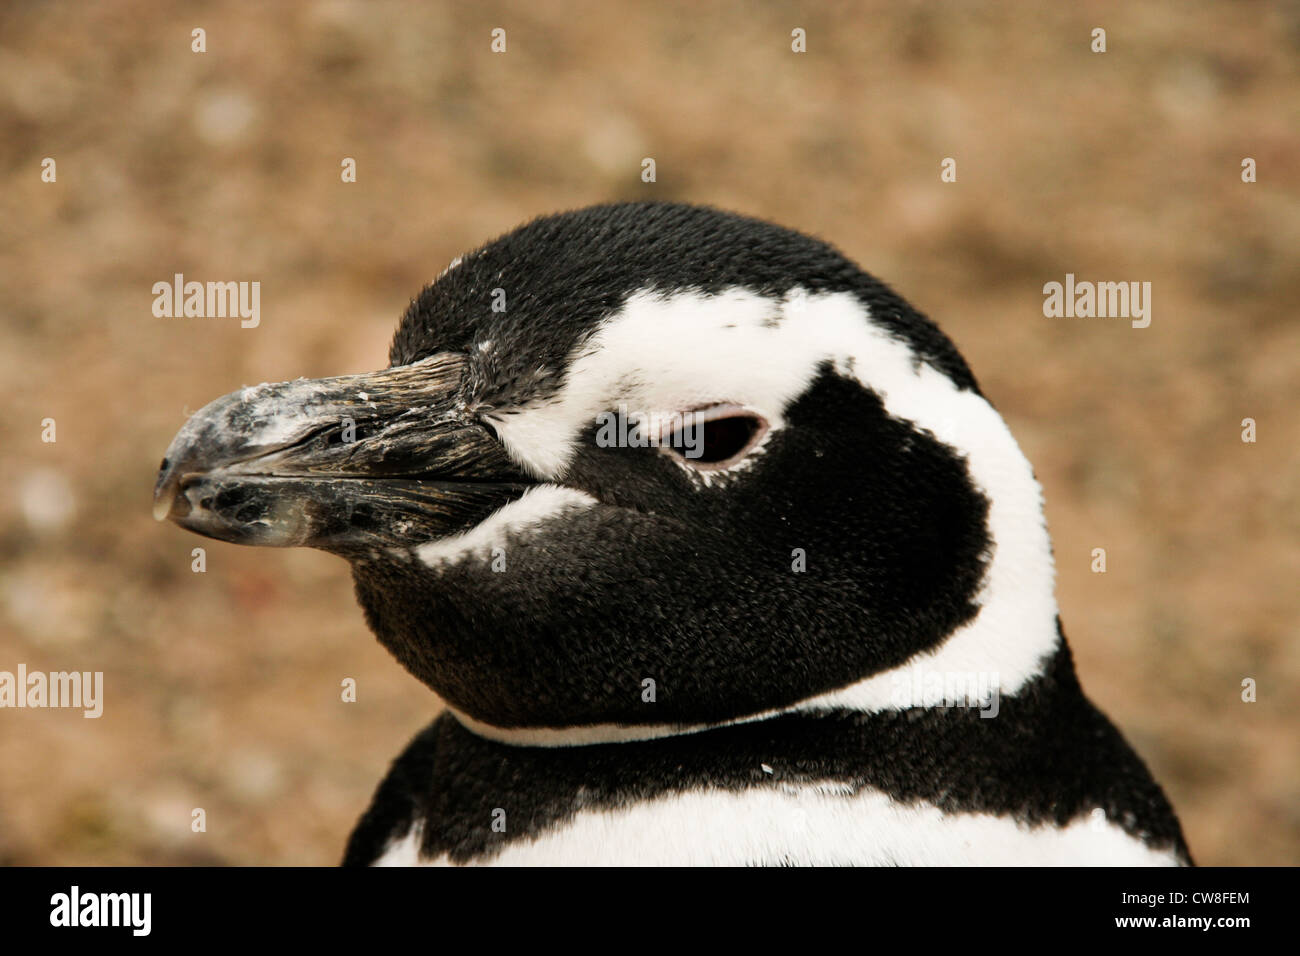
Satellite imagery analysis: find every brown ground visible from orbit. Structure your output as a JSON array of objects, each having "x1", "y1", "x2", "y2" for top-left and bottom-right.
[{"x1": 0, "y1": 1, "x2": 1296, "y2": 865}]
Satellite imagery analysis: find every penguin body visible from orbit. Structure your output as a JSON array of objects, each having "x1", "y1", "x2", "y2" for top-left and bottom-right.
[{"x1": 155, "y1": 202, "x2": 1191, "y2": 866}]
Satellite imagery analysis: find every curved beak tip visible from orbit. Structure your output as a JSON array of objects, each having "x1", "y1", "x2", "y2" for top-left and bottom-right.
[{"x1": 151, "y1": 494, "x2": 173, "y2": 522}]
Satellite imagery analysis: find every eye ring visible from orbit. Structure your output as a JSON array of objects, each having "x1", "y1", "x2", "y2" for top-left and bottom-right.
[{"x1": 658, "y1": 404, "x2": 769, "y2": 471}]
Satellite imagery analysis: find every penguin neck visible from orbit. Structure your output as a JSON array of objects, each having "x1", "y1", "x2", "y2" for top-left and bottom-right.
[
  {"x1": 448, "y1": 612, "x2": 1069, "y2": 751},
  {"x1": 456, "y1": 499, "x2": 1060, "y2": 747}
]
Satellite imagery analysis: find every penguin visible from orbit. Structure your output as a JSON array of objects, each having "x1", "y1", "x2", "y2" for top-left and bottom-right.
[{"x1": 153, "y1": 201, "x2": 1192, "y2": 866}]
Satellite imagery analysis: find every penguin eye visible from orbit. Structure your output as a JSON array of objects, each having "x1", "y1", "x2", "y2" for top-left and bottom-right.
[{"x1": 663, "y1": 406, "x2": 768, "y2": 470}]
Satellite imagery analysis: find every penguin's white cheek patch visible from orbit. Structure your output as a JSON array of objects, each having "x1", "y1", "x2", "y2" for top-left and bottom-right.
[{"x1": 415, "y1": 485, "x2": 596, "y2": 568}]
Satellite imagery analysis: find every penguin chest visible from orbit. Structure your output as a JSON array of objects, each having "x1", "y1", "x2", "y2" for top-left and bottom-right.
[{"x1": 375, "y1": 784, "x2": 1182, "y2": 866}]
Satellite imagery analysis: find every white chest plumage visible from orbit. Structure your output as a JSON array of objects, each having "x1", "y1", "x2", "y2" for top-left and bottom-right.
[{"x1": 374, "y1": 784, "x2": 1180, "y2": 867}]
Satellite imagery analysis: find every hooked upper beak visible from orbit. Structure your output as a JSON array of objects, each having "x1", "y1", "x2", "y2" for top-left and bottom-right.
[{"x1": 152, "y1": 353, "x2": 532, "y2": 554}]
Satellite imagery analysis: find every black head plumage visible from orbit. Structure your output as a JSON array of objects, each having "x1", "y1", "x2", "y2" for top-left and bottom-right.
[
  {"x1": 390, "y1": 202, "x2": 980, "y2": 404},
  {"x1": 344, "y1": 202, "x2": 993, "y2": 731}
]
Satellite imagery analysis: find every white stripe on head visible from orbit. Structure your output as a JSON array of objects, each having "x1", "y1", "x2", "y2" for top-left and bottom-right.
[
  {"x1": 468, "y1": 287, "x2": 1059, "y2": 743},
  {"x1": 488, "y1": 287, "x2": 822, "y2": 479}
]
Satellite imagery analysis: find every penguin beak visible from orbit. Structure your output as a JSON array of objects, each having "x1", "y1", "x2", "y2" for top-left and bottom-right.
[{"x1": 152, "y1": 353, "x2": 531, "y2": 553}]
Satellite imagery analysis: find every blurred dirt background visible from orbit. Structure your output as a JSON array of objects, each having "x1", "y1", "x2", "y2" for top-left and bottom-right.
[{"x1": 1, "y1": 0, "x2": 1297, "y2": 865}]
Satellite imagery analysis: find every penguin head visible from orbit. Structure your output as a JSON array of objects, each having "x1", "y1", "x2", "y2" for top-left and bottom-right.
[{"x1": 155, "y1": 202, "x2": 1058, "y2": 742}]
